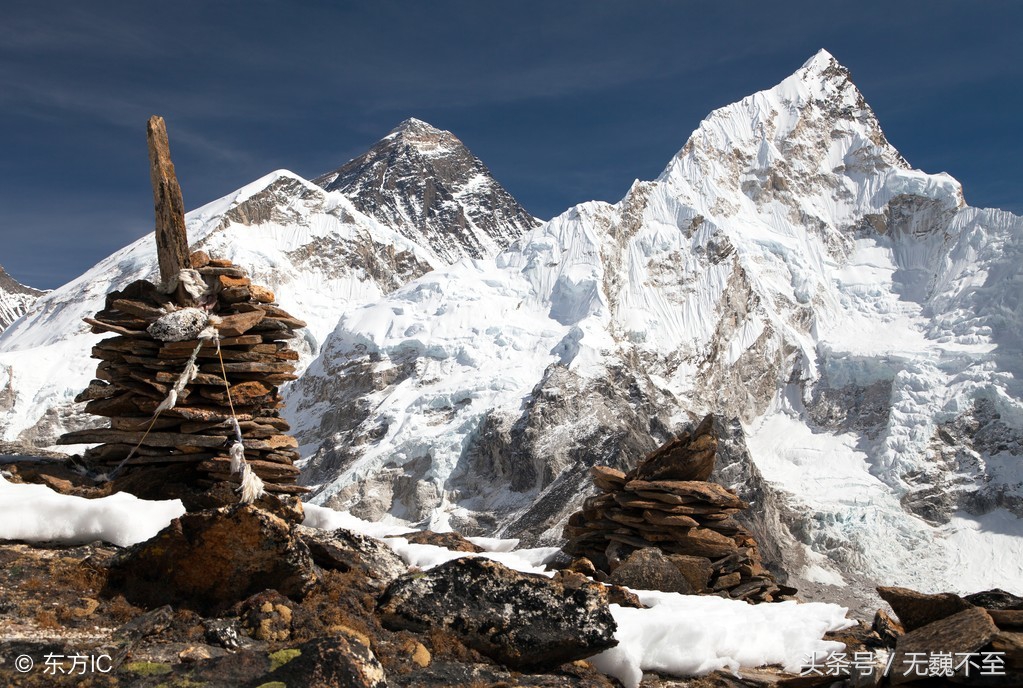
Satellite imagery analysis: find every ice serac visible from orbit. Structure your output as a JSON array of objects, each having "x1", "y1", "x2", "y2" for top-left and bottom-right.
[
  {"x1": 293, "y1": 50, "x2": 1023, "y2": 603},
  {"x1": 0, "y1": 171, "x2": 439, "y2": 450},
  {"x1": 314, "y1": 118, "x2": 542, "y2": 263},
  {"x1": 0, "y1": 265, "x2": 44, "y2": 332}
]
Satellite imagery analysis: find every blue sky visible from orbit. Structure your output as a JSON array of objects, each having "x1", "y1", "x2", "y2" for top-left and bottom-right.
[{"x1": 3, "y1": 1, "x2": 1021, "y2": 289}]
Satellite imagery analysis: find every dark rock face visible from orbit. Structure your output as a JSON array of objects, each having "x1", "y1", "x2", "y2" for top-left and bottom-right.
[
  {"x1": 377, "y1": 557, "x2": 618, "y2": 669},
  {"x1": 315, "y1": 118, "x2": 540, "y2": 263},
  {"x1": 608, "y1": 547, "x2": 696, "y2": 594},
  {"x1": 966, "y1": 588, "x2": 1023, "y2": 611},
  {"x1": 297, "y1": 525, "x2": 408, "y2": 585},
  {"x1": 108, "y1": 505, "x2": 317, "y2": 613},
  {"x1": 877, "y1": 586, "x2": 973, "y2": 632}
]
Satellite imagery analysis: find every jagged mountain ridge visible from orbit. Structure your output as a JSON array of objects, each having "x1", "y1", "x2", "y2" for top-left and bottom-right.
[
  {"x1": 290, "y1": 50, "x2": 1023, "y2": 598},
  {"x1": 0, "y1": 122, "x2": 536, "y2": 449},
  {"x1": 315, "y1": 118, "x2": 542, "y2": 263},
  {"x1": 0, "y1": 265, "x2": 44, "y2": 332}
]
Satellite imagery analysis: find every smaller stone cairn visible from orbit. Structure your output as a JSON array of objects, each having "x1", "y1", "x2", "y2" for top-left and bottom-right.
[{"x1": 562, "y1": 414, "x2": 793, "y2": 603}]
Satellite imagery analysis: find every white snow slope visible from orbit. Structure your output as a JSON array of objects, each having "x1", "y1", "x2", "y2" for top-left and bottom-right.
[{"x1": 291, "y1": 50, "x2": 1023, "y2": 595}]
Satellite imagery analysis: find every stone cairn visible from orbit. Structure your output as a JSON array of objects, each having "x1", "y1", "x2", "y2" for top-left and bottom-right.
[
  {"x1": 562, "y1": 414, "x2": 794, "y2": 603},
  {"x1": 57, "y1": 116, "x2": 307, "y2": 504}
]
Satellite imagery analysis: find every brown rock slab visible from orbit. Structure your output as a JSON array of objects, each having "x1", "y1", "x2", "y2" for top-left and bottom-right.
[
  {"x1": 590, "y1": 465, "x2": 627, "y2": 492},
  {"x1": 890, "y1": 606, "x2": 999, "y2": 685},
  {"x1": 877, "y1": 585, "x2": 974, "y2": 632},
  {"x1": 393, "y1": 530, "x2": 484, "y2": 553},
  {"x1": 631, "y1": 413, "x2": 718, "y2": 482},
  {"x1": 249, "y1": 284, "x2": 275, "y2": 303},
  {"x1": 624, "y1": 479, "x2": 747, "y2": 508},
  {"x1": 991, "y1": 610, "x2": 1023, "y2": 629},
  {"x1": 107, "y1": 505, "x2": 317, "y2": 613},
  {"x1": 214, "y1": 309, "x2": 265, "y2": 337},
  {"x1": 989, "y1": 631, "x2": 1023, "y2": 666},
  {"x1": 873, "y1": 608, "x2": 904, "y2": 647},
  {"x1": 642, "y1": 509, "x2": 699, "y2": 528}
]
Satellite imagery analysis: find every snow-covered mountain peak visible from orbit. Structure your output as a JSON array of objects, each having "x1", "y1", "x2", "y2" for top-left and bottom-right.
[
  {"x1": 658, "y1": 51, "x2": 914, "y2": 216},
  {"x1": 313, "y1": 119, "x2": 541, "y2": 263}
]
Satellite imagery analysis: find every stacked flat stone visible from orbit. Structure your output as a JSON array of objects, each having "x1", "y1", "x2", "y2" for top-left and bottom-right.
[
  {"x1": 562, "y1": 415, "x2": 792, "y2": 603},
  {"x1": 58, "y1": 251, "x2": 308, "y2": 496}
]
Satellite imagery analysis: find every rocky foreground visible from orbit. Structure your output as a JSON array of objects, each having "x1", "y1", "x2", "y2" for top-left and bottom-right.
[{"x1": 1, "y1": 457, "x2": 1021, "y2": 687}]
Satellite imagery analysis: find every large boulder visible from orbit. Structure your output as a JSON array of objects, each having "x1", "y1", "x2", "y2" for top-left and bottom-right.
[
  {"x1": 377, "y1": 557, "x2": 618, "y2": 669},
  {"x1": 107, "y1": 505, "x2": 317, "y2": 613}
]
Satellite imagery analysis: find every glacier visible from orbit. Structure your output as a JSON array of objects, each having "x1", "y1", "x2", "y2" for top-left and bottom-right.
[{"x1": 292, "y1": 50, "x2": 1023, "y2": 601}]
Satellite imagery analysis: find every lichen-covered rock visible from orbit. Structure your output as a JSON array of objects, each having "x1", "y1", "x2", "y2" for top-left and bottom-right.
[
  {"x1": 240, "y1": 589, "x2": 294, "y2": 642},
  {"x1": 297, "y1": 525, "x2": 408, "y2": 585},
  {"x1": 257, "y1": 634, "x2": 387, "y2": 688},
  {"x1": 377, "y1": 556, "x2": 617, "y2": 669},
  {"x1": 108, "y1": 505, "x2": 317, "y2": 613}
]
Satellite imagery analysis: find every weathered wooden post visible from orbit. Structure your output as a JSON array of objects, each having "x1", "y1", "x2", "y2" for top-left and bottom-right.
[{"x1": 146, "y1": 116, "x2": 191, "y2": 285}]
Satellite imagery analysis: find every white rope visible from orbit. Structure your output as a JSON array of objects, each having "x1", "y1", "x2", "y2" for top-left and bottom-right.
[{"x1": 214, "y1": 334, "x2": 265, "y2": 505}]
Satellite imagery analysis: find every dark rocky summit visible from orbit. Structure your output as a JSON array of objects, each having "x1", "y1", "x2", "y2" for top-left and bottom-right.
[{"x1": 314, "y1": 117, "x2": 541, "y2": 263}]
